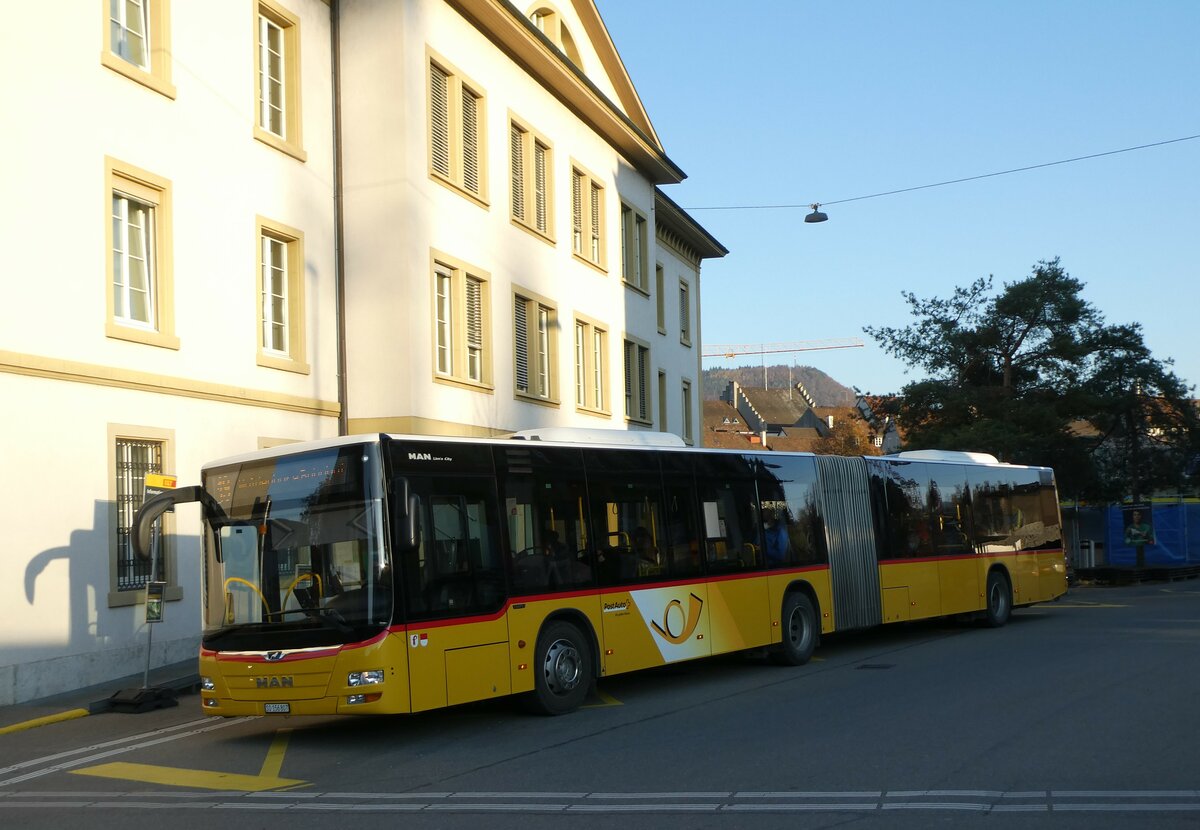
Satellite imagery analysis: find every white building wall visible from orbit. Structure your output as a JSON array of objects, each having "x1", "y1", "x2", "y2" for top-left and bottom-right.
[
  {"x1": 0, "y1": 0, "x2": 717, "y2": 704},
  {"x1": 340, "y1": 0, "x2": 698, "y2": 438},
  {"x1": 0, "y1": 1, "x2": 338, "y2": 703}
]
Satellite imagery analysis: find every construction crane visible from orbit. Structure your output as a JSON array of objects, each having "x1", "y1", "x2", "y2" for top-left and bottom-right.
[
  {"x1": 703, "y1": 338, "x2": 865, "y2": 392},
  {"x1": 702, "y1": 338, "x2": 864, "y2": 359}
]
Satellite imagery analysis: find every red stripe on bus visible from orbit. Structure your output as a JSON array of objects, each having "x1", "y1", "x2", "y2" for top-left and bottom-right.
[{"x1": 880, "y1": 548, "x2": 1065, "y2": 566}]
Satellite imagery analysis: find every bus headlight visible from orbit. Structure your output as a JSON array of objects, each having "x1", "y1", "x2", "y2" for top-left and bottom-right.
[
  {"x1": 201, "y1": 676, "x2": 215, "y2": 691},
  {"x1": 348, "y1": 669, "x2": 385, "y2": 687}
]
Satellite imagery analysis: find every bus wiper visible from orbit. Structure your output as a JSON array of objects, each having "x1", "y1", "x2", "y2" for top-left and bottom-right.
[
  {"x1": 270, "y1": 607, "x2": 354, "y2": 633},
  {"x1": 203, "y1": 626, "x2": 237, "y2": 643}
]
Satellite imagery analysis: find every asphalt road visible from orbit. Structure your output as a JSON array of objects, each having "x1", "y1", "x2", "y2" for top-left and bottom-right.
[{"x1": 3, "y1": 581, "x2": 1199, "y2": 829}]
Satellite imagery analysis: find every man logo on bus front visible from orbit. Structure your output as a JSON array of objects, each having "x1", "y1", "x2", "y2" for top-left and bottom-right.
[{"x1": 650, "y1": 593, "x2": 704, "y2": 645}]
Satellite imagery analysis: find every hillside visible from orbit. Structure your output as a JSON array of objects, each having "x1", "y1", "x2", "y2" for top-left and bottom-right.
[{"x1": 702, "y1": 364, "x2": 856, "y2": 407}]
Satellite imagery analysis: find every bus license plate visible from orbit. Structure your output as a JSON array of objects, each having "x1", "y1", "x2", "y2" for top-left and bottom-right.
[{"x1": 264, "y1": 703, "x2": 290, "y2": 714}]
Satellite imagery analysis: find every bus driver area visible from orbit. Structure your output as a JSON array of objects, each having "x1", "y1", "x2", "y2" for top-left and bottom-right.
[{"x1": 133, "y1": 429, "x2": 1066, "y2": 719}]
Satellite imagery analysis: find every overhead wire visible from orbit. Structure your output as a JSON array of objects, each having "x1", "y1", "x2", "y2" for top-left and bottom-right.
[{"x1": 683, "y1": 134, "x2": 1200, "y2": 211}]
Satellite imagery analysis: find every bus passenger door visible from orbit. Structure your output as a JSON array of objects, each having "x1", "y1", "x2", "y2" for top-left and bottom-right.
[
  {"x1": 697, "y1": 477, "x2": 771, "y2": 653},
  {"x1": 397, "y1": 476, "x2": 510, "y2": 712}
]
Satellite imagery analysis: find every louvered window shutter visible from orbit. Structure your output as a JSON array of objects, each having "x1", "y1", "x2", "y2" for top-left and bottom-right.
[
  {"x1": 466, "y1": 277, "x2": 483, "y2": 381},
  {"x1": 514, "y1": 297, "x2": 529, "y2": 393},
  {"x1": 623, "y1": 342, "x2": 633, "y2": 416},
  {"x1": 461, "y1": 88, "x2": 480, "y2": 194},
  {"x1": 637, "y1": 347, "x2": 648, "y2": 420},
  {"x1": 430, "y1": 65, "x2": 450, "y2": 178},
  {"x1": 589, "y1": 183, "x2": 601, "y2": 261},
  {"x1": 679, "y1": 284, "x2": 690, "y2": 340},
  {"x1": 534, "y1": 143, "x2": 547, "y2": 232},
  {"x1": 511, "y1": 126, "x2": 524, "y2": 221},
  {"x1": 572, "y1": 173, "x2": 583, "y2": 253}
]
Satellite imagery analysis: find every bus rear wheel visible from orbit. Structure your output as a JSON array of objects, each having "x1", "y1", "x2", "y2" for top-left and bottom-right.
[
  {"x1": 984, "y1": 570, "x2": 1012, "y2": 628},
  {"x1": 773, "y1": 592, "x2": 817, "y2": 666},
  {"x1": 526, "y1": 621, "x2": 592, "y2": 715}
]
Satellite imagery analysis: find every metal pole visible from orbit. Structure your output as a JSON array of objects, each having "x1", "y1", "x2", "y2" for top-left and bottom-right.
[{"x1": 143, "y1": 521, "x2": 158, "y2": 689}]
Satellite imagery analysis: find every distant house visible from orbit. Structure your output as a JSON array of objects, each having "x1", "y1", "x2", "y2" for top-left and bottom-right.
[
  {"x1": 855, "y1": 394, "x2": 903, "y2": 454},
  {"x1": 703, "y1": 381, "x2": 831, "y2": 450}
]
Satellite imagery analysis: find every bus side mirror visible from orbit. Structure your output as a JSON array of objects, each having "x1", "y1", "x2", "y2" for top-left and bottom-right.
[
  {"x1": 133, "y1": 485, "x2": 204, "y2": 560},
  {"x1": 404, "y1": 494, "x2": 421, "y2": 550},
  {"x1": 392, "y1": 478, "x2": 420, "y2": 550}
]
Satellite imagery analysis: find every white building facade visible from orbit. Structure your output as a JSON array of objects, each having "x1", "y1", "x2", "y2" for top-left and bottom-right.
[{"x1": 0, "y1": 0, "x2": 722, "y2": 704}]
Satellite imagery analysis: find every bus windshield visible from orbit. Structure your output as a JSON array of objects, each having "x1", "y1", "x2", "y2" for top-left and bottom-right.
[{"x1": 199, "y1": 444, "x2": 391, "y2": 650}]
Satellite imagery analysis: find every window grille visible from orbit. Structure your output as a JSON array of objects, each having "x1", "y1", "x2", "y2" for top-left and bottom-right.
[{"x1": 115, "y1": 438, "x2": 164, "y2": 591}]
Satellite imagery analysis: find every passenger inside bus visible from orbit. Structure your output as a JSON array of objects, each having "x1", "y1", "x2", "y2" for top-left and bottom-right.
[{"x1": 544, "y1": 530, "x2": 591, "y2": 587}]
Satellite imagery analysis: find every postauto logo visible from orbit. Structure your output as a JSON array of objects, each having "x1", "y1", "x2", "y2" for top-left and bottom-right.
[{"x1": 628, "y1": 589, "x2": 708, "y2": 661}]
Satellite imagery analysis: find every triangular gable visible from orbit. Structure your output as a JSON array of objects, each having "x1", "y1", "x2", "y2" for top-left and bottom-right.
[
  {"x1": 566, "y1": 0, "x2": 659, "y2": 145},
  {"x1": 448, "y1": 0, "x2": 683, "y2": 183}
]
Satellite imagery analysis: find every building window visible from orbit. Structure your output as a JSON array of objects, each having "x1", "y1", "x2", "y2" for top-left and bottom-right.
[
  {"x1": 433, "y1": 255, "x2": 491, "y2": 388},
  {"x1": 430, "y1": 54, "x2": 486, "y2": 202},
  {"x1": 112, "y1": 192, "x2": 155, "y2": 329},
  {"x1": 510, "y1": 118, "x2": 553, "y2": 239},
  {"x1": 254, "y1": 1, "x2": 305, "y2": 161},
  {"x1": 106, "y1": 157, "x2": 177, "y2": 349},
  {"x1": 679, "y1": 280, "x2": 692, "y2": 346},
  {"x1": 621, "y1": 203, "x2": 649, "y2": 292},
  {"x1": 529, "y1": 6, "x2": 583, "y2": 67},
  {"x1": 514, "y1": 290, "x2": 557, "y2": 403},
  {"x1": 623, "y1": 338, "x2": 651, "y2": 423},
  {"x1": 655, "y1": 264, "x2": 666, "y2": 334},
  {"x1": 681, "y1": 379, "x2": 694, "y2": 443},
  {"x1": 571, "y1": 165, "x2": 604, "y2": 268},
  {"x1": 108, "y1": 424, "x2": 181, "y2": 607},
  {"x1": 101, "y1": 0, "x2": 175, "y2": 98},
  {"x1": 574, "y1": 316, "x2": 608, "y2": 414},
  {"x1": 256, "y1": 217, "x2": 308, "y2": 373}
]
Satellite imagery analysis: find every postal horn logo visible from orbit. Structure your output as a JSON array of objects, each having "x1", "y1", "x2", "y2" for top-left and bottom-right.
[{"x1": 650, "y1": 593, "x2": 704, "y2": 645}]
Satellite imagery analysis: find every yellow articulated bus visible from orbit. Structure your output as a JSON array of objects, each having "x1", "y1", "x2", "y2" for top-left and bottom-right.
[{"x1": 133, "y1": 430, "x2": 1067, "y2": 717}]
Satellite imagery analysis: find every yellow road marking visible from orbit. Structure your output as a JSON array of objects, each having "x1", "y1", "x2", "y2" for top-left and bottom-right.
[
  {"x1": 72, "y1": 761, "x2": 304, "y2": 791},
  {"x1": 71, "y1": 728, "x2": 304, "y2": 792},
  {"x1": 259, "y1": 728, "x2": 291, "y2": 778},
  {"x1": 583, "y1": 688, "x2": 622, "y2": 708}
]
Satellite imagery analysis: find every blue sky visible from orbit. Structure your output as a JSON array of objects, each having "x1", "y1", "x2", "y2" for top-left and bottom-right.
[{"x1": 596, "y1": 1, "x2": 1199, "y2": 396}]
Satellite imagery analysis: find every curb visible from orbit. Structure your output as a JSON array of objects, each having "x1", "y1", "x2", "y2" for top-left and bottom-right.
[{"x1": 0, "y1": 707, "x2": 91, "y2": 736}]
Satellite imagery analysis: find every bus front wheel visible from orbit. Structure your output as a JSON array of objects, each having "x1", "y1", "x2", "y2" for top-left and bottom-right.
[
  {"x1": 774, "y1": 592, "x2": 817, "y2": 666},
  {"x1": 527, "y1": 621, "x2": 592, "y2": 715},
  {"x1": 984, "y1": 570, "x2": 1012, "y2": 628}
]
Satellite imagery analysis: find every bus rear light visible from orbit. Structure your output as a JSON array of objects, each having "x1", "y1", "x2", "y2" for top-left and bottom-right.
[
  {"x1": 347, "y1": 693, "x2": 382, "y2": 705},
  {"x1": 348, "y1": 669, "x2": 385, "y2": 687}
]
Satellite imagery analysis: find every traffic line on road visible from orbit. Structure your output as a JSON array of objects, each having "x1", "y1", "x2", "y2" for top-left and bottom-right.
[
  {"x1": 4, "y1": 789, "x2": 1200, "y2": 813},
  {"x1": 0, "y1": 717, "x2": 251, "y2": 787},
  {"x1": 583, "y1": 688, "x2": 622, "y2": 708},
  {"x1": 70, "y1": 728, "x2": 304, "y2": 792}
]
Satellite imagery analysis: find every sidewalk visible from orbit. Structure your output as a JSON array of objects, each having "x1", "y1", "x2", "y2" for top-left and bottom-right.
[{"x1": 0, "y1": 659, "x2": 200, "y2": 734}]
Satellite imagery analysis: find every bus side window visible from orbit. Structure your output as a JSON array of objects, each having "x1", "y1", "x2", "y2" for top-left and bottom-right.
[
  {"x1": 399, "y1": 479, "x2": 505, "y2": 620},
  {"x1": 497, "y1": 446, "x2": 593, "y2": 595},
  {"x1": 699, "y1": 481, "x2": 761, "y2": 573}
]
